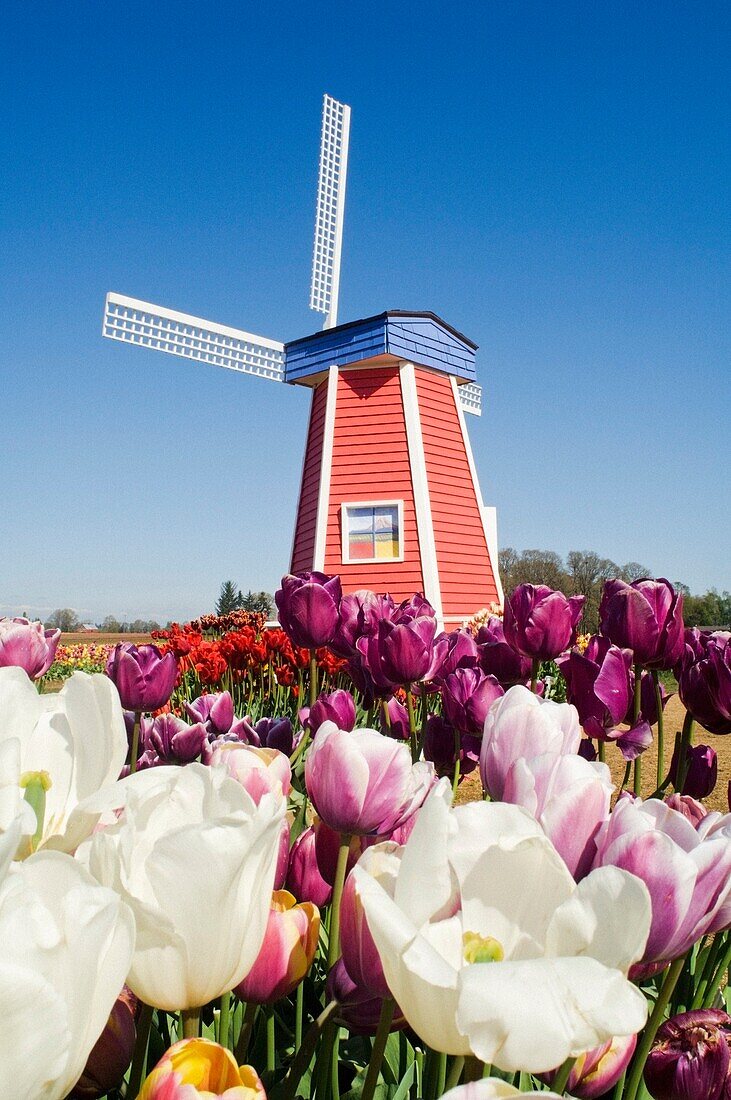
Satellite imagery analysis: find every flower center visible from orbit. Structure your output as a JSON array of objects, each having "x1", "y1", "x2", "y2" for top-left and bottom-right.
[
  {"x1": 20, "y1": 770, "x2": 52, "y2": 852},
  {"x1": 462, "y1": 931, "x2": 504, "y2": 964}
]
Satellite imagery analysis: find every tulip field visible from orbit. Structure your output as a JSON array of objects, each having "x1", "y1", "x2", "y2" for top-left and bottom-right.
[{"x1": 0, "y1": 575, "x2": 730, "y2": 1100}]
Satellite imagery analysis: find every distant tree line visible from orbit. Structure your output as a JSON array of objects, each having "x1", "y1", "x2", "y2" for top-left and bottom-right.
[
  {"x1": 43, "y1": 608, "x2": 164, "y2": 633},
  {"x1": 498, "y1": 548, "x2": 730, "y2": 632},
  {"x1": 216, "y1": 581, "x2": 274, "y2": 617}
]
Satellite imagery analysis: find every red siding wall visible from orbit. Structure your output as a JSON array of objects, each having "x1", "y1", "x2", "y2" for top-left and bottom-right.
[
  {"x1": 416, "y1": 369, "x2": 499, "y2": 618},
  {"x1": 323, "y1": 367, "x2": 424, "y2": 598},
  {"x1": 290, "y1": 380, "x2": 328, "y2": 574}
]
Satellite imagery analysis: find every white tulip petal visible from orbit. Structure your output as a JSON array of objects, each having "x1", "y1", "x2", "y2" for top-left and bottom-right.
[
  {"x1": 0, "y1": 960, "x2": 70, "y2": 1100},
  {"x1": 0, "y1": 666, "x2": 44, "y2": 743},
  {"x1": 545, "y1": 865, "x2": 651, "y2": 972},
  {"x1": 457, "y1": 955, "x2": 648, "y2": 1072},
  {"x1": 394, "y1": 778, "x2": 455, "y2": 925},
  {"x1": 441, "y1": 1083, "x2": 562, "y2": 1100}
]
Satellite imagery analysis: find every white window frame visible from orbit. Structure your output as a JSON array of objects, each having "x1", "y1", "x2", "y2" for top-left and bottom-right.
[{"x1": 341, "y1": 499, "x2": 405, "y2": 564}]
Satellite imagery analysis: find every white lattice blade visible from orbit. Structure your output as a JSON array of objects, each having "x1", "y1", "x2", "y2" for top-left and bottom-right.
[
  {"x1": 103, "y1": 293, "x2": 285, "y2": 382},
  {"x1": 459, "y1": 382, "x2": 482, "y2": 416},
  {"x1": 309, "y1": 94, "x2": 351, "y2": 329}
]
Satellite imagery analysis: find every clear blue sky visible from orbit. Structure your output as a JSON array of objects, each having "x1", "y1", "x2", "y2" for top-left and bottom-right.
[{"x1": 2, "y1": 1, "x2": 729, "y2": 623}]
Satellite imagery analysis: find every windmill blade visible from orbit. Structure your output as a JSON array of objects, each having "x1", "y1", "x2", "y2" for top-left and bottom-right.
[
  {"x1": 102, "y1": 293, "x2": 285, "y2": 382},
  {"x1": 309, "y1": 94, "x2": 351, "y2": 329},
  {"x1": 458, "y1": 382, "x2": 482, "y2": 416}
]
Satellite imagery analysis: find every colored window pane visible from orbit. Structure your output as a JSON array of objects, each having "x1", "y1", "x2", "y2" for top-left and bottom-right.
[{"x1": 346, "y1": 504, "x2": 400, "y2": 561}]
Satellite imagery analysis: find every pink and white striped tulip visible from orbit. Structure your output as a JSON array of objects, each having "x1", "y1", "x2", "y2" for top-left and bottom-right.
[
  {"x1": 305, "y1": 722, "x2": 434, "y2": 835},
  {"x1": 502, "y1": 752, "x2": 614, "y2": 879},
  {"x1": 234, "y1": 889, "x2": 320, "y2": 1005},
  {"x1": 479, "y1": 685, "x2": 581, "y2": 800},
  {"x1": 209, "y1": 743, "x2": 291, "y2": 804},
  {"x1": 0, "y1": 617, "x2": 60, "y2": 679}
]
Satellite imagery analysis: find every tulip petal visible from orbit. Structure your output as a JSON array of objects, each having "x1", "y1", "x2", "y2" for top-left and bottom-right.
[{"x1": 0, "y1": 960, "x2": 70, "y2": 1100}]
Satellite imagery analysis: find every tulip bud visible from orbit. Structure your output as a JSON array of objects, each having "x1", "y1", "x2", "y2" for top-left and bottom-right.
[
  {"x1": 106, "y1": 643, "x2": 178, "y2": 711},
  {"x1": 185, "y1": 691, "x2": 234, "y2": 735},
  {"x1": 142, "y1": 713, "x2": 208, "y2": 765},
  {"x1": 475, "y1": 615, "x2": 532, "y2": 687},
  {"x1": 235, "y1": 890, "x2": 320, "y2": 1005},
  {"x1": 503, "y1": 585, "x2": 585, "y2": 662},
  {"x1": 599, "y1": 578, "x2": 685, "y2": 671},
  {"x1": 440, "y1": 667, "x2": 503, "y2": 735},
  {"x1": 308, "y1": 689, "x2": 357, "y2": 732},
  {"x1": 540, "y1": 1033, "x2": 636, "y2": 1098},
  {"x1": 381, "y1": 696, "x2": 410, "y2": 740},
  {"x1": 275, "y1": 571, "x2": 342, "y2": 650},
  {"x1": 676, "y1": 630, "x2": 731, "y2": 735},
  {"x1": 669, "y1": 743, "x2": 718, "y2": 799},
  {"x1": 138, "y1": 1038, "x2": 266, "y2": 1099},
  {"x1": 70, "y1": 989, "x2": 138, "y2": 1098},
  {"x1": 644, "y1": 1009, "x2": 731, "y2": 1100},
  {"x1": 0, "y1": 617, "x2": 60, "y2": 679},
  {"x1": 286, "y1": 825, "x2": 332, "y2": 907}
]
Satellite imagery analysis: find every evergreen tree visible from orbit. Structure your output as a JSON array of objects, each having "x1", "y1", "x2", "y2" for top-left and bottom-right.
[{"x1": 215, "y1": 580, "x2": 241, "y2": 616}]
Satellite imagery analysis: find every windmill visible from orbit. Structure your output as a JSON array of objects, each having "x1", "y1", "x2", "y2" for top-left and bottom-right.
[{"x1": 103, "y1": 94, "x2": 502, "y2": 624}]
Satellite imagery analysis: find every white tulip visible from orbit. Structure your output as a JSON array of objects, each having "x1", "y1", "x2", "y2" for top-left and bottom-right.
[
  {"x1": 442, "y1": 1083, "x2": 562, "y2": 1100},
  {"x1": 0, "y1": 850, "x2": 135, "y2": 1100},
  {"x1": 0, "y1": 667, "x2": 128, "y2": 854},
  {"x1": 353, "y1": 779, "x2": 651, "y2": 1073},
  {"x1": 0, "y1": 740, "x2": 36, "y2": 875},
  {"x1": 88, "y1": 761, "x2": 286, "y2": 1010}
]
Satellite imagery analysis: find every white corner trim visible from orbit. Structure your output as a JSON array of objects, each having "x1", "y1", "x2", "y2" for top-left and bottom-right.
[
  {"x1": 450, "y1": 375, "x2": 504, "y2": 606},
  {"x1": 313, "y1": 365, "x2": 339, "y2": 571},
  {"x1": 400, "y1": 362, "x2": 443, "y2": 622}
]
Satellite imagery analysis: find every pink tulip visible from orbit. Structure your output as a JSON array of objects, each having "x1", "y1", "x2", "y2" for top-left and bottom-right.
[
  {"x1": 305, "y1": 722, "x2": 434, "y2": 835},
  {"x1": 541, "y1": 1033, "x2": 637, "y2": 1098},
  {"x1": 138, "y1": 1039, "x2": 265, "y2": 1099},
  {"x1": 503, "y1": 752, "x2": 613, "y2": 879},
  {"x1": 235, "y1": 890, "x2": 320, "y2": 1005},
  {"x1": 479, "y1": 685, "x2": 581, "y2": 800},
  {"x1": 209, "y1": 743, "x2": 291, "y2": 803},
  {"x1": 340, "y1": 845, "x2": 401, "y2": 1000},
  {"x1": 285, "y1": 826, "x2": 332, "y2": 907},
  {"x1": 593, "y1": 796, "x2": 731, "y2": 970},
  {"x1": 0, "y1": 617, "x2": 60, "y2": 679}
]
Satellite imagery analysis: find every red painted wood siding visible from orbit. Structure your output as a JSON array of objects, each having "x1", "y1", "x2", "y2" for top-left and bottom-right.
[
  {"x1": 415, "y1": 369, "x2": 499, "y2": 618},
  {"x1": 323, "y1": 367, "x2": 425, "y2": 598},
  {"x1": 290, "y1": 380, "x2": 328, "y2": 573}
]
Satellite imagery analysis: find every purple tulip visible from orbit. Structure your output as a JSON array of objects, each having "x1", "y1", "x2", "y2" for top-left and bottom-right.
[
  {"x1": 558, "y1": 636, "x2": 632, "y2": 739},
  {"x1": 502, "y1": 752, "x2": 614, "y2": 880},
  {"x1": 285, "y1": 826, "x2": 332, "y2": 907},
  {"x1": 423, "y1": 715, "x2": 481, "y2": 781},
  {"x1": 275, "y1": 571, "x2": 342, "y2": 650},
  {"x1": 307, "y1": 689, "x2": 357, "y2": 733},
  {"x1": 340, "y1": 849, "x2": 399, "y2": 1000},
  {"x1": 599, "y1": 577, "x2": 685, "y2": 670},
  {"x1": 358, "y1": 616, "x2": 447, "y2": 689},
  {"x1": 140, "y1": 714, "x2": 209, "y2": 765},
  {"x1": 184, "y1": 691, "x2": 234, "y2": 735},
  {"x1": 380, "y1": 697, "x2": 410, "y2": 740},
  {"x1": 623, "y1": 667, "x2": 670, "y2": 727},
  {"x1": 644, "y1": 1009, "x2": 731, "y2": 1100},
  {"x1": 330, "y1": 590, "x2": 393, "y2": 658},
  {"x1": 305, "y1": 722, "x2": 434, "y2": 835},
  {"x1": 664, "y1": 793, "x2": 709, "y2": 828},
  {"x1": 503, "y1": 584, "x2": 585, "y2": 662},
  {"x1": 676, "y1": 630, "x2": 731, "y2": 736},
  {"x1": 0, "y1": 617, "x2": 60, "y2": 679},
  {"x1": 393, "y1": 593, "x2": 438, "y2": 623},
  {"x1": 326, "y1": 958, "x2": 406, "y2": 1035},
  {"x1": 593, "y1": 796, "x2": 731, "y2": 970},
  {"x1": 105, "y1": 643, "x2": 177, "y2": 712},
  {"x1": 70, "y1": 988, "x2": 138, "y2": 1098},
  {"x1": 541, "y1": 1033, "x2": 636, "y2": 1098},
  {"x1": 475, "y1": 615, "x2": 533, "y2": 687},
  {"x1": 480, "y1": 685, "x2": 582, "y2": 800},
  {"x1": 669, "y1": 742, "x2": 718, "y2": 799},
  {"x1": 433, "y1": 628, "x2": 479, "y2": 683},
  {"x1": 223, "y1": 714, "x2": 294, "y2": 755},
  {"x1": 440, "y1": 667, "x2": 504, "y2": 736}
]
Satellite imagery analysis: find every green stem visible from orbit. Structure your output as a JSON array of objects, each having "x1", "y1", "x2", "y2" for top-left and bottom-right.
[
  {"x1": 129, "y1": 710, "x2": 142, "y2": 774},
  {"x1": 381, "y1": 697, "x2": 392, "y2": 732},
  {"x1": 126, "y1": 1001, "x2": 154, "y2": 1098},
  {"x1": 295, "y1": 981, "x2": 304, "y2": 1053},
  {"x1": 632, "y1": 663, "x2": 643, "y2": 796},
  {"x1": 452, "y1": 725, "x2": 462, "y2": 799},
  {"x1": 309, "y1": 652, "x2": 318, "y2": 710},
  {"x1": 328, "y1": 835, "x2": 352, "y2": 969},
  {"x1": 218, "y1": 990, "x2": 231, "y2": 1049},
  {"x1": 444, "y1": 1056, "x2": 465, "y2": 1092},
  {"x1": 267, "y1": 1008, "x2": 276, "y2": 1073},
  {"x1": 234, "y1": 1002, "x2": 258, "y2": 1063},
  {"x1": 530, "y1": 658, "x2": 540, "y2": 694},
  {"x1": 624, "y1": 954, "x2": 688, "y2": 1100},
  {"x1": 360, "y1": 999, "x2": 396, "y2": 1100},
  {"x1": 703, "y1": 933, "x2": 731, "y2": 1009},
  {"x1": 598, "y1": 739, "x2": 605, "y2": 763},
  {"x1": 435, "y1": 1051, "x2": 447, "y2": 1096},
  {"x1": 551, "y1": 1055, "x2": 576, "y2": 1094},
  {"x1": 675, "y1": 711, "x2": 695, "y2": 792},
  {"x1": 279, "y1": 999, "x2": 339, "y2": 1100},
  {"x1": 652, "y1": 671, "x2": 665, "y2": 789},
  {"x1": 181, "y1": 1007, "x2": 200, "y2": 1039},
  {"x1": 406, "y1": 687, "x2": 419, "y2": 762}
]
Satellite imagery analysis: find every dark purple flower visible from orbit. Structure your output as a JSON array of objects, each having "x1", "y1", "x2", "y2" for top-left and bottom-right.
[
  {"x1": 380, "y1": 697, "x2": 410, "y2": 740},
  {"x1": 142, "y1": 713, "x2": 208, "y2": 765},
  {"x1": 105, "y1": 643, "x2": 177, "y2": 712},
  {"x1": 70, "y1": 988, "x2": 138, "y2": 1098},
  {"x1": 238, "y1": 716, "x2": 294, "y2": 755},
  {"x1": 275, "y1": 571, "x2": 342, "y2": 650},
  {"x1": 423, "y1": 715, "x2": 481, "y2": 781},
  {"x1": 623, "y1": 667, "x2": 671, "y2": 727},
  {"x1": 433, "y1": 628, "x2": 479, "y2": 683},
  {"x1": 358, "y1": 616, "x2": 447, "y2": 688},
  {"x1": 325, "y1": 958, "x2": 406, "y2": 1035},
  {"x1": 503, "y1": 584, "x2": 585, "y2": 662},
  {"x1": 184, "y1": 691, "x2": 234, "y2": 735},
  {"x1": 676, "y1": 630, "x2": 731, "y2": 736},
  {"x1": 669, "y1": 743, "x2": 718, "y2": 799},
  {"x1": 307, "y1": 689, "x2": 357, "y2": 733},
  {"x1": 599, "y1": 577, "x2": 685, "y2": 670},
  {"x1": 557, "y1": 636, "x2": 632, "y2": 739},
  {"x1": 475, "y1": 615, "x2": 533, "y2": 687},
  {"x1": 0, "y1": 617, "x2": 61, "y2": 679},
  {"x1": 440, "y1": 667, "x2": 504, "y2": 735},
  {"x1": 285, "y1": 826, "x2": 332, "y2": 907},
  {"x1": 392, "y1": 593, "x2": 437, "y2": 624},
  {"x1": 330, "y1": 590, "x2": 393, "y2": 658},
  {"x1": 644, "y1": 1009, "x2": 731, "y2": 1100}
]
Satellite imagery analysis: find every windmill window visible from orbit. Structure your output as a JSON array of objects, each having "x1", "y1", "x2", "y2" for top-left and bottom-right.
[{"x1": 342, "y1": 501, "x2": 404, "y2": 564}]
